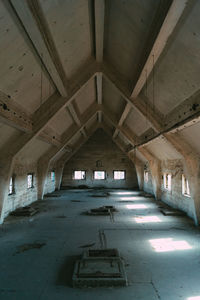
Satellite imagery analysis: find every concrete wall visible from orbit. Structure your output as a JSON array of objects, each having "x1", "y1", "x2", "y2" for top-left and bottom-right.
[
  {"x1": 143, "y1": 163, "x2": 154, "y2": 195},
  {"x1": 143, "y1": 159, "x2": 195, "y2": 219},
  {"x1": 44, "y1": 171, "x2": 56, "y2": 195},
  {"x1": 3, "y1": 161, "x2": 55, "y2": 218},
  {"x1": 62, "y1": 129, "x2": 138, "y2": 189}
]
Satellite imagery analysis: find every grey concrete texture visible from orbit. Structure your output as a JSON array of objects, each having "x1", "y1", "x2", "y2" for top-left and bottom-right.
[
  {"x1": 0, "y1": 189, "x2": 200, "y2": 300},
  {"x1": 62, "y1": 129, "x2": 138, "y2": 189}
]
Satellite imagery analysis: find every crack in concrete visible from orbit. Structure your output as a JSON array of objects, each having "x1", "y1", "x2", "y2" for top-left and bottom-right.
[{"x1": 151, "y1": 279, "x2": 161, "y2": 300}]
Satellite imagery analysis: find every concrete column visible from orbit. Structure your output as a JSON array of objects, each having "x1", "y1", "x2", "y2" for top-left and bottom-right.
[
  {"x1": 0, "y1": 157, "x2": 14, "y2": 223},
  {"x1": 128, "y1": 153, "x2": 144, "y2": 190},
  {"x1": 183, "y1": 156, "x2": 200, "y2": 226},
  {"x1": 55, "y1": 163, "x2": 64, "y2": 191},
  {"x1": 166, "y1": 133, "x2": 200, "y2": 225},
  {"x1": 148, "y1": 159, "x2": 161, "y2": 200},
  {"x1": 37, "y1": 159, "x2": 49, "y2": 200},
  {"x1": 139, "y1": 147, "x2": 161, "y2": 200}
]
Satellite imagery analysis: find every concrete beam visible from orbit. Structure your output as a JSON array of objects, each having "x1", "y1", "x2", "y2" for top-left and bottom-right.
[
  {"x1": 9, "y1": 0, "x2": 68, "y2": 96},
  {"x1": 101, "y1": 107, "x2": 138, "y2": 146},
  {"x1": 113, "y1": 0, "x2": 188, "y2": 138},
  {"x1": 96, "y1": 73, "x2": 103, "y2": 123},
  {"x1": 165, "y1": 132, "x2": 200, "y2": 225},
  {"x1": 139, "y1": 147, "x2": 161, "y2": 200},
  {"x1": 36, "y1": 105, "x2": 99, "y2": 199},
  {"x1": 94, "y1": 0, "x2": 105, "y2": 63},
  {"x1": 54, "y1": 123, "x2": 100, "y2": 186},
  {"x1": 131, "y1": 0, "x2": 188, "y2": 99},
  {"x1": 0, "y1": 64, "x2": 97, "y2": 159}
]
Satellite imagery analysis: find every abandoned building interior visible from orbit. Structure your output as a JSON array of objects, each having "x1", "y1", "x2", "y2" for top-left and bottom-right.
[{"x1": 0, "y1": 0, "x2": 200, "y2": 299}]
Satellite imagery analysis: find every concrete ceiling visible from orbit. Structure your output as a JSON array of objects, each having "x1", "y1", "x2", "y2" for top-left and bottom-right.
[{"x1": 1, "y1": 0, "x2": 200, "y2": 167}]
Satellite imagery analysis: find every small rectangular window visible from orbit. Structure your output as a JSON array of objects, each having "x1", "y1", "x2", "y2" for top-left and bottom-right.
[
  {"x1": 114, "y1": 170, "x2": 125, "y2": 180},
  {"x1": 182, "y1": 174, "x2": 190, "y2": 196},
  {"x1": 163, "y1": 173, "x2": 171, "y2": 191},
  {"x1": 94, "y1": 171, "x2": 105, "y2": 180},
  {"x1": 27, "y1": 174, "x2": 34, "y2": 189},
  {"x1": 73, "y1": 171, "x2": 86, "y2": 180},
  {"x1": 144, "y1": 171, "x2": 148, "y2": 183},
  {"x1": 51, "y1": 171, "x2": 55, "y2": 181},
  {"x1": 9, "y1": 176, "x2": 14, "y2": 195}
]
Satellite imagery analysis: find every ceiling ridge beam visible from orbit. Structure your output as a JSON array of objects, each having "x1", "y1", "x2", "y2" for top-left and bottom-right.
[
  {"x1": 94, "y1": 0, "x2": 105, "y2": 63},
  {"x1": 96, "y1": 73, "x2": 103, "y2": 123}
]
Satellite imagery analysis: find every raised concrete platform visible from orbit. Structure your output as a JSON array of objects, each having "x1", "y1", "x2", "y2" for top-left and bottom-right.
[{"x1": 73, "y1": 257, "x2": 127, "y2": 287}]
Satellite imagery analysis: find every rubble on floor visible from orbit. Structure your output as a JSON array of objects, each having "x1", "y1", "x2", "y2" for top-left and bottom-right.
[
  {"x1": 85, "y1": 206, "x2": 117, "y2": 216},
  {"x1": 10, "y1": 206, "x2": 38, "y2": 217},
  {"x1": 44, "y1": 193, "x2": 61, "y2": 198},
  {"x1": 160, "y1": 208, "x2": 186, "y2": 216}
]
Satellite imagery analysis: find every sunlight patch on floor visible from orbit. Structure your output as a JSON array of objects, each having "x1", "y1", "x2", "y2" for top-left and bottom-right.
[
  {"x1": 149, "y1": 238, "x2": 192, "y2": 252},
  {"x1": 134, "y1": 216, "x2": 161, "y2": 223}
]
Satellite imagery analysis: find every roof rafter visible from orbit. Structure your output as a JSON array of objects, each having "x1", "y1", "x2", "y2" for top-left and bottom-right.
[
  {"x1": 9, "y1": 0, "x2": 69, "y2": 96},
  {"x1": 38, "y1": 103, "x2": 99, "y2": 167},
  {"x1": 112, "y1": 0, "x2": 188, "y2": 137},
  {"x1": 0, "y1": 64, "x2": 97, "y2": 159}
]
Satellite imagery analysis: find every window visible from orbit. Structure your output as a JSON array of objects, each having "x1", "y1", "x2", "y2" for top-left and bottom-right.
[
  {"x1": 51, "y1": 171, "x2": 55, "y2": 181},
  {"x1": 144, "y1": 171, "x2": 148, "y2": 183},
  {"x1": 94, "y1": 171, "x2": 105, "y2": 180},
  {"x1": 163, "y1": 173, "x2": 172, "y2": 191},
  {"x1": 9, "y1": 176, "x2": 14, "y2": 195},
  {"x1": 182, "y1": 174, "x2": 190, "y2": 196},
  {"x1": 114, "y1": 170, "x2": 125, "y2": 180},
  {"x1": 73, "y1": 171, "x2": 86, "y2": 180},
  {"x1": 27, "y1": 174, "x2": 34, "y2": 189}
]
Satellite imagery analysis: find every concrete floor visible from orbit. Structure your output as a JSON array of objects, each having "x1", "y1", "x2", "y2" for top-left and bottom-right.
[{"x1": 0, "y1": 189, "x2": 200, "y2": 300}]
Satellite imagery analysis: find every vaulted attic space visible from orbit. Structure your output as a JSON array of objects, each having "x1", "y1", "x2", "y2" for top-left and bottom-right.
[{"x1": 1, "y1": 0, "x2": 200, "y2": 298}]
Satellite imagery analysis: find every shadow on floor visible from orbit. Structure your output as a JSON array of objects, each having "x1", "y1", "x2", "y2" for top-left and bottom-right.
[{"x1": 56, "y1": 255, "x2": 80, "y2": 287}]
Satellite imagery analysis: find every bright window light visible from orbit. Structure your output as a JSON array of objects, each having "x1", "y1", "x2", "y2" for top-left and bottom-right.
[
  {"x1": 120, "y1": 197, "x2": 136, "y2": 200},
  {"x1": 163, "y1": 173, "x2": 172, "y2": 191},
  {"x1": 51, "y1": 171, "x2": 55, "y2": 181},
  {"x1": 114, "y1": 171, "x2": 125, "y2": 180},
  {"x1": 149, "y1": 238, "x2": 192, "y2": 252},
  {"x1": 134, "y1": 216, "x2": 161, "y2": 223},
  {"x1": 182, "y1": 174, "x2": 190, "y2": 197},
  {"x1": 144, "y1": 171, "x2": 148, "y2": 183},
  {"x1": 126, "y1": 204, "x2": 147, "y2": 209},
  {"x1": 110, "y1": 192, "x2": 136, "y2": 195},
  {"x1": 27, "y1": 174, "x2": 33, "y2": 189},
  {"x1": 9, "y1": 177, "x2": 14, "y2": 195},
  {"x1": 94, "y1": 171, "x2": 105, "y2": 180},
  {"x1": 73, "y1": 171, "x2": 86, "y2": 180},
  {"x1": 188, "y1": 297, "x2": 200, "y2": 300}
]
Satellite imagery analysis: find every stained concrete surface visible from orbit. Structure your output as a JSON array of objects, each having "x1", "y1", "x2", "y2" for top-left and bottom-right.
[{"x1": 0, "y1": 189, "x2": 200, "y2": 300}]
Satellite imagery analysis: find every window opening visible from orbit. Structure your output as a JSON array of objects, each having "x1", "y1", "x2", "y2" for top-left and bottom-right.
[
  {"x1": 73, "y1": 171, "x2": 86, "y2": 180},
  {"x1": 182, "y1": 174, "x2": 190, "y2": 196},
  {"x1": 9, "y1": 176, "x2": 14, "y2": 195},
  {"x1": 144, "y1": 171, "x2": 148, "y2": 183},
  {"x1": 51, "y1": 171, "x2": 55, "y2": 181},
  {"x1": 27, "y1": 174, "x2": 34, "y2": 189},
  {"x1": 163, "y1": 173, "x2": 171, "y2": 191},
  {"x1": 94, "y1": 171, "x2": 105, "y2": 180},
  {"x1": 114, "y1": 171, "x2": 125, "y2": 180}
]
